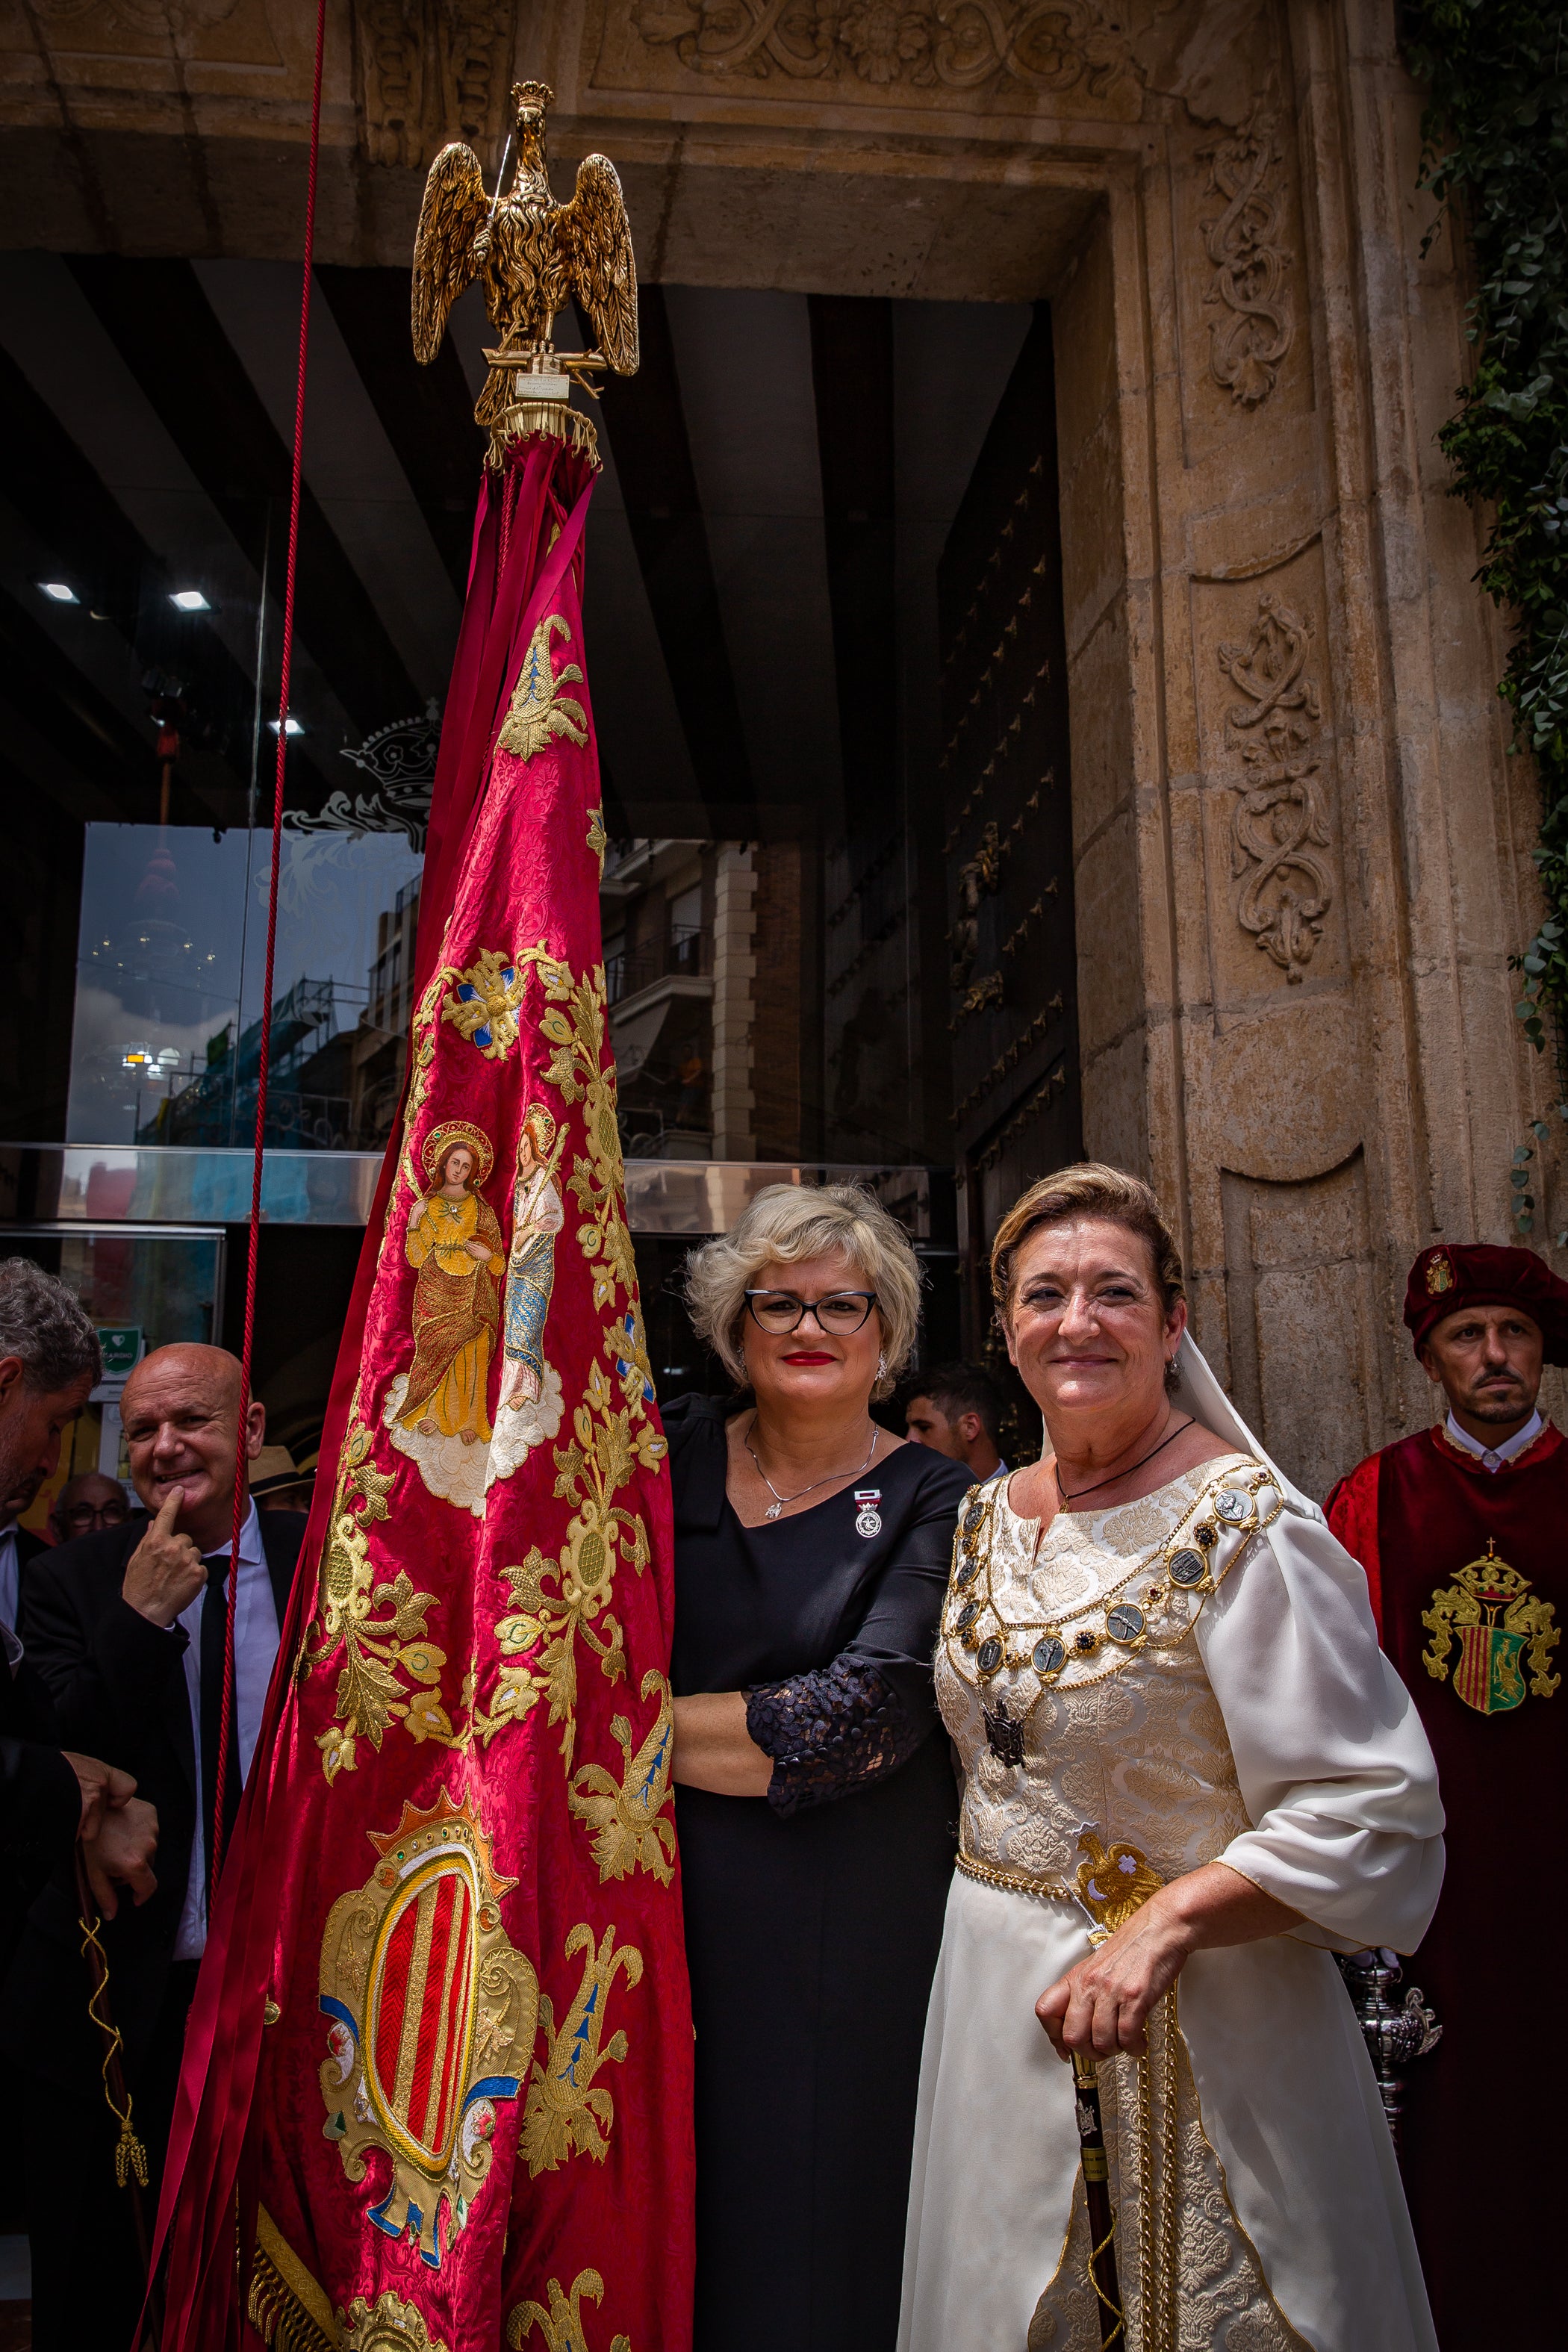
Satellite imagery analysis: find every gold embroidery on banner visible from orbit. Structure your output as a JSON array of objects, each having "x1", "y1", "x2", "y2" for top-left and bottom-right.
[
  {"x1": 248, "y1": 2203, "x2": 337, "y2": 2352},
  {"x1": 568, "y1": 1670, "x2": 676, "y2": 1883},
  {"x1": 1421, "y1": 1541, "x2": 1559, "y2": 1714},
  {"x1": 318, "y1": 1791, "x2": 539, "y2": 2264},
  {"x1": 497, "y1": 612, "x2": 588, "y2": 762},
  {"x1": 442, "y1": 948, "x2": 528, "y2": 1059},
  {"x1": 585, "y1": 805, "x2": 608, "y2": 876},
  {"x1": 341, "y1": 2291, "x2": 452, "y2": 2352},
  {"x1": 304, "y1": 1407, "x2": 449, "y2": 1783},
  {"x1": 506, "y1": 2268, "x2": 631, "y2": 2352},
  {"x1": 520, "y1": 945, "x2": 653, "y2": 1408},
  {"x1": 521, "y1": 1923, "x2": 642, "y2": 2176},
  {"x1": 472, "y1": 1362, "x2": 660, "y2": 1765}
]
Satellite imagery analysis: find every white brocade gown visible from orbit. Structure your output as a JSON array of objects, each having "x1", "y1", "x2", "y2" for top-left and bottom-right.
[{"x1": 897, "y1": 1456, "x2": 1443, "y2": 2352}]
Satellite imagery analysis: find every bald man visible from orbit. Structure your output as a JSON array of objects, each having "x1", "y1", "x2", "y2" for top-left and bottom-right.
[{"x1": 4, "y1": 1343, "x2": 308, "y2": 2352}]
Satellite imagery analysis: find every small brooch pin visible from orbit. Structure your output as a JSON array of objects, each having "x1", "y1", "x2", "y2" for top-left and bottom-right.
[{"x1": 853, "y1": 1487, "x2": 883, "y2": 1538}]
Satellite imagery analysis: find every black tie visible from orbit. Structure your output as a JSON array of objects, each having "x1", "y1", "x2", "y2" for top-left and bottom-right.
[{"x1": 199, "y1": 1554, "x2": 243, "y2": 1903}]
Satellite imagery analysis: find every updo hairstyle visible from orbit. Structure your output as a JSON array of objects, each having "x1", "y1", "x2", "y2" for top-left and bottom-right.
[
  {"x1": 990, "y1": 1163, "x2": 1185, "y2": 1376},
  {"x1": 685, "y1": 1183, "x2": 922, "y2": 1400}
]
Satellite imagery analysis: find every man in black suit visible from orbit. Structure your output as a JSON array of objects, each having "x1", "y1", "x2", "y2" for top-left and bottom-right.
[
  {"x1": 0, "y1": 1260, "x2": 158, "y2": 1957},
  {"x1": 0, "y1": 1260, "x2": 160, "y2": 2325},
  {"x1": 9, "y1": 1340, "x2": 305, "y2": 2352}
]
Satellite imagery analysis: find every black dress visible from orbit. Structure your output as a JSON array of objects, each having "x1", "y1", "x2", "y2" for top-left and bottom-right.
[{"x1": 665, "y1": 1394, "x2": 974, "y2": 2352}]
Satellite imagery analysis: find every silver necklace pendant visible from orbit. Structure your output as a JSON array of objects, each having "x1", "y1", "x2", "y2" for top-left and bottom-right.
[{"x1": 747, "y1": 1420, "x2": 880, "y2": 1519}]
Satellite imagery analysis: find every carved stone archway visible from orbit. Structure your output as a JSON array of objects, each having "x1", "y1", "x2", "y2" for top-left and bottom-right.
[{"x1": 2, "y1": 0, "x2": 1555, "y2": 1482}]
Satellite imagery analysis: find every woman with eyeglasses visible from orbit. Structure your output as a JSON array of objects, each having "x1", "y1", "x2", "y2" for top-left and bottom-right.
[{"x1": 666, "y1": 1183, "x2": 973, "y2": 2352}]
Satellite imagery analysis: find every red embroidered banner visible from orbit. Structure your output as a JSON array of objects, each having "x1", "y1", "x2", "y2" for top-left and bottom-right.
[{"x1": 155, "y1": 423, "x2": 694, "y2": 2352}]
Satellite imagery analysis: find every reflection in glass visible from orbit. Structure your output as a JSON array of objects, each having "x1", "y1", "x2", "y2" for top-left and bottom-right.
[{"x1": 67, "y1": 822, "x2": 423, "y2": 1150}]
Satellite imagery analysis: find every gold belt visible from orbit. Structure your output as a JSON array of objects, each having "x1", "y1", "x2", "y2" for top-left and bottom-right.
[{"x1": 954, "y1": 1845, "x2": 1077, "y2": 1904}]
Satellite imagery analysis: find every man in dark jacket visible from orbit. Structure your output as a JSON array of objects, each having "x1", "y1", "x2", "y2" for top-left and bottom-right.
[
  {"x1": 9, "y1": 1339, "x2": 305, "y2": 2351},
  {"x1": 0, "y1": 1260, "x2": 159, "y2": 2333},
  {"x1": 0, "y1": 1260, "x2": 158, "y2": 1959}
]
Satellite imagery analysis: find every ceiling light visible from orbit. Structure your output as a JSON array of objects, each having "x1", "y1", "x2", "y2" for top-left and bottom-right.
[
  {"x1": 268, "y1": 716, "x2": 304, "y2": 736},
  {"x1": 170, "y1": 589, "x2": 211, "y2": 612},
  {"x1": 40, "y1": 582, "x2": 78, "y2": 603}
]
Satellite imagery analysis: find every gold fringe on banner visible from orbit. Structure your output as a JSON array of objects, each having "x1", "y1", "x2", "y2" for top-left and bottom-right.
[{"x1": 248, "y1": 2204, "x2": 339, "y2": 2352}]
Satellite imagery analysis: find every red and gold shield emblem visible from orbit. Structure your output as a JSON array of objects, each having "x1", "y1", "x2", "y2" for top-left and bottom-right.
[
  {"x1": 320, "y1": 1790, "x2": 538, "y2": 2263},
  {"x1": 1422, "y1": 1542, "x2": 1561, "y2": 1718}
]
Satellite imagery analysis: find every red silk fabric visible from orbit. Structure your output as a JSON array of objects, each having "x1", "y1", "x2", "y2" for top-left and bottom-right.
[
  {"x1": 1326, "y1": 1423, "x2": 1567, "y2": 2345},
  {"x1": 154, "y1": 427, "x2": 694, "y2": 2351}
]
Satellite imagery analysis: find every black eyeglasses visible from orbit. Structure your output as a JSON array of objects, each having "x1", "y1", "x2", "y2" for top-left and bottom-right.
[
  {"x1": 60, "y1": 1499, "x2": 128, "y2": 1532},
  {"x1": 744, "y1": 1289, "x2": 879, "y2": 1336}
]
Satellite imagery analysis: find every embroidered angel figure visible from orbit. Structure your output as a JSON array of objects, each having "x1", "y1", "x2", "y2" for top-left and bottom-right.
[{"x1": 500, "y1": 1104, "x2": 565, "y2": 1410}]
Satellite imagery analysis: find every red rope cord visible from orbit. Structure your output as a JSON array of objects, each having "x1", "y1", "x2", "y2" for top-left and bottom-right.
[{"x1": 211, "y1": 0, "x2": 327, "y2": 1897}]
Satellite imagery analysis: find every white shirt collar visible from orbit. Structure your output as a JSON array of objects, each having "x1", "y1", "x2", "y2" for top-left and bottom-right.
[{"x1": 1444, "y1": 1407, "x2": 1543, "y2": 1473}]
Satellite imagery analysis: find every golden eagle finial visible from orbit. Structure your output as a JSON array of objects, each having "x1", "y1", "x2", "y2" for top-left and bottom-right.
[{"x1": 411, "y1": 78, "x2": 638, "y2": 437}]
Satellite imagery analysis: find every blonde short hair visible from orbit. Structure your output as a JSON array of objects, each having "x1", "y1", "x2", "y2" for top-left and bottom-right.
[
  {"x1": 991, "y1": 1162, "x2": 1185, "y2": 1318},
  {"x1": 685, "y1": 1183, "x2": 922, "y2": 1399}
]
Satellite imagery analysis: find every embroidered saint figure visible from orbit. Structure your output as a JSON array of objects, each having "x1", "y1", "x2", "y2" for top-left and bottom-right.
[
  {"x1": 399, "y1": 1121, "x2": 505, "y2": 1446},
  {"x1": 500, "y1": 1104, "x2": 565, "y2": 1411}
]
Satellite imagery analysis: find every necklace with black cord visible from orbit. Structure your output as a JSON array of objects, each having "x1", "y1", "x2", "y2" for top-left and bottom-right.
[{"x1": 1051, "y1": 1416, "x2": 1195, "y2": 1509}]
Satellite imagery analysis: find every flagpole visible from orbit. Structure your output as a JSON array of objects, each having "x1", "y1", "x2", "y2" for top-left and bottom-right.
[{"x1": 1071, "y1": 2051, "x2": 1124, "y2": 2346}]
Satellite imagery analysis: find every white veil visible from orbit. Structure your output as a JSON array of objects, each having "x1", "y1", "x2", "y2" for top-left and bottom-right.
[{"x1": 1168, "y1": 1337, "x2": 1321, "y2": 1517}]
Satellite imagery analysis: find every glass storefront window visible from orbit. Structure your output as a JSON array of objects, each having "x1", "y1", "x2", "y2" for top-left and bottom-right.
[
  {"x1": 0, "y1": 1222, "x2": 224, "y2": 1513},
  {"x1": 4, "y1": 258, "x2": 1073, "y2": 1446},
  {"x1": 68, "y1": 821, "x2": 423, "y2": 1151}
]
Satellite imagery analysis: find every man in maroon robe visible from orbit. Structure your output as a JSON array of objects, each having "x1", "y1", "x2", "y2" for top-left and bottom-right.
[{"x1": 1327, "y1": 1242, "x2": 1568, "y2": 2348}]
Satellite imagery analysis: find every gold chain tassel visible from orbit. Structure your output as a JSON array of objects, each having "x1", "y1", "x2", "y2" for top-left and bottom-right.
[
  {"x1": 1089, "y1": 2215, "x2": 1127, "y2": 2346},
  {"x1": 77, "y1": 1907, "x2": 149, "y2": 2189},
  {"x1": 1132, "y1": 1990, "x2": 1181, "y2": 2352}
]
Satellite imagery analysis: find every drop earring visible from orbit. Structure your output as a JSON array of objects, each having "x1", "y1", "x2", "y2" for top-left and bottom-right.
[{"x1": 877, "y1": 1353, "x2": 887, "y2": 1380}]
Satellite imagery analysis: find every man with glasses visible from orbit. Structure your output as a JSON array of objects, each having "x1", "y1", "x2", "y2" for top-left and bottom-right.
[{"x1": 49, "y1": 1470, "x2": 129, "y2": 1546}]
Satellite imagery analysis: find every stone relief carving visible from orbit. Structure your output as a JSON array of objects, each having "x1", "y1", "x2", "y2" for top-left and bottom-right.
[
  {"x1": 355, "y1": 0, "x2": 519, "y2": 169},
  {"x1": 1198, "y1": 108, "x2": 1295, "y2": 408},
  {"x1": 628, "y1": 0, "x2": 1138, "y2": 98},
  {"x1": 1219, "y1": 591, "x2": 1331, "y2": 982},
  {"x1": 31, "y1": 0, "x2": 239, "y2": 28}
]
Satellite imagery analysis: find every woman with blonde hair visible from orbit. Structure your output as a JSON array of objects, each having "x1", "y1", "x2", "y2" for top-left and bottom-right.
[
  {"x1": 898, "y1": 1163, "x2": 1442, "y2": 2352},
  {"x1": 668, "y1": 1182, "x2": 973, "y2": 2352}
]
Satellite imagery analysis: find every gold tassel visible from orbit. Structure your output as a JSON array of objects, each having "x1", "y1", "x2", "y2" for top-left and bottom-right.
[{"x1": 76, "y1": 1906, "x2": 149, "y2": 2189}]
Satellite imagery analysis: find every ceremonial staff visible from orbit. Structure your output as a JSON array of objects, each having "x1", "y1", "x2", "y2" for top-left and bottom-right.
[{"x1": 1071, "y1": 2050, "x2": 1124, "y2": 2346}]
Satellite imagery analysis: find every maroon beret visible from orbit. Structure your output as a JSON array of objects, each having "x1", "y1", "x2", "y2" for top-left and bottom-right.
[{"x1": 1404, "y1": 1242, "x2": 1568, "y2": 1364}]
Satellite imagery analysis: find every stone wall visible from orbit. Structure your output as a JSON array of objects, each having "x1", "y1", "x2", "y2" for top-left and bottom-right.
[{"x1": 6, "y1": 0, "x2": 1560, "y2": 1482}]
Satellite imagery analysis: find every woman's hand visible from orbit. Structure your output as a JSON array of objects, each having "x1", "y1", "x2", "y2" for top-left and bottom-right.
[
  {"x1": 464, "y1": 1236, "x2": 494, "y2": 1262},
  {"x1": 1036, "y1": 1862, "x2": 1302, "y2": 2059},
  {"x1": 672, "y1": 1691, "x2": 774, "y2": 1797},
  {"x1": 1036, "y1": 1895, "x2": 1194, "y2": 2059}
]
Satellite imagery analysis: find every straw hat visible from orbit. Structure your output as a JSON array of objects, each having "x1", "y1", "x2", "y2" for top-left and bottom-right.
[{"x1": 252, "y1": 1445, "x2": 319, "y2": 1502}]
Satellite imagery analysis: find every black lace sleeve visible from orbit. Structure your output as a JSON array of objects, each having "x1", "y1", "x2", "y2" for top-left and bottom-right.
[{"x1": 745, "y1": 1656, "x2": 927, "y2": 1817}]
